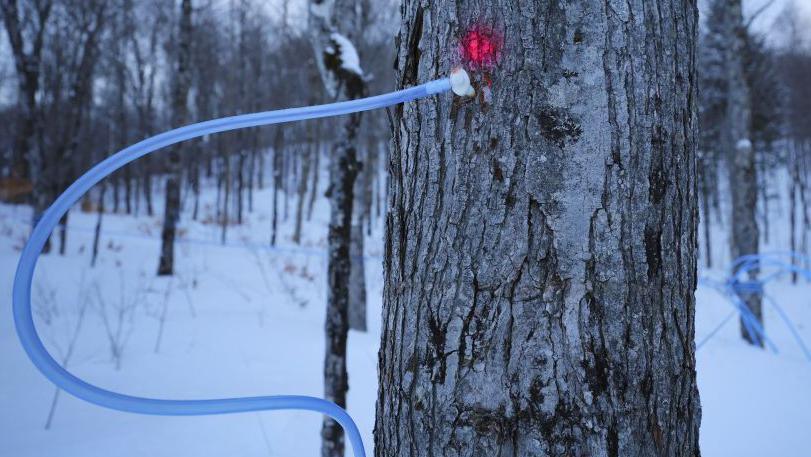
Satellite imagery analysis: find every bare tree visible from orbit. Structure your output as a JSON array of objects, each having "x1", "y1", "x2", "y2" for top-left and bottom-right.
[
  {"x1": 33, "y1": 275, "x2": 90, "y2": 429},
  {"x1": 706, "y1": 0, "x2": 762, "y2": 345},
  {"x1": 1, "y1": 0, "x2": 54, "y2": 233},
  {"x1": 376, "y1": 1, "x2": 701, "y2": 455},
  {"x1": 50, "y1": 0, "x2": 109, "y2": 255},
  {"x1": 93, "y1": 272, "x2": 144, "y2": 371},
  {"x1": 308, "y1": 0, "x2": 368, "y2": 455},
  {"x1": 128, "y1": 1, "x2": 168, "y2": 218},
  {"x1": 157, "y1": 0, "x2": 192, "y2": 276},
  {"x1": 347, "y1": 220, "x2": 366, "y2": 332}
]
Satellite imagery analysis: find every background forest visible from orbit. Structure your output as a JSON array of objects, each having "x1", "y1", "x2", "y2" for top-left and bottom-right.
[{"x1": 1, "y1": 0, "x2": 811, "y2": 456}]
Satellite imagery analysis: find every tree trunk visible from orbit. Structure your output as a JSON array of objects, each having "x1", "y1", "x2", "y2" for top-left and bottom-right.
[
  {"x1": 349, "y1": 146, "x2": 371, "y2": 331},
  {"x1": 51, "y1": 1, "x2": 107, "y2": 257},
  {"x1": 758, "y1": 156, "x2": 769, "y2": 244},
  {"x1": 376, "y1": 2, "x2": 701, "y2": 456},
  {"x1": 1, "y1": 0, "x2": 52, "y2": 222},
  {"x1": 348, "y1": 221, "x2": 366, "y2": 332},
  {"x1": 308, "y1": 0, "x2": 367, "y2": 455},
  {"x1": 271, "y1": 128, "x2": 283, "y2": 246},
  {"x1": 293, "y1": 140, "x2": 312, "y2": 244},
  {"x1": 221, "y1": 153, "x2": 231, "y2": 244},
  {"x1": 790, "y1": 142, "x2": 798, "y2": 283},
  {"x1": 308, "y1": 138, "x2": 321, "y2": 221},
  {"x1": 158, "y1": 0, "x2": 192, "y2": 276},
  {"x1": 720, "y1": 0, "x2": 761, "y2": 346},
  {"x1": 700, "y1": 158, "x2": 713, "y2": 269},
  {"x1": 144, "y1": 166, "x2": 153, "y2": 216},
  {"x1": 322, "y1": 123, "x2": 360, "y2": 457},
  {"x1": 91, "y1": 183, "x2": 107, "y2": 267}
]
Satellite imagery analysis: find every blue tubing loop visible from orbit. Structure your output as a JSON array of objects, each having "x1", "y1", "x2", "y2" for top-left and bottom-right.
[
  {"x1": 12, "y1": 77, "x2": 452, "y2": 457},
  {"x1": 699, "y1": 253, "x2": 811, "y2": 359}
]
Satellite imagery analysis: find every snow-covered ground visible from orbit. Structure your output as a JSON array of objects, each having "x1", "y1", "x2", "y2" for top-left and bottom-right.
[{"x1": 0, "y1": 169, "x2": 810, "y2": 456}]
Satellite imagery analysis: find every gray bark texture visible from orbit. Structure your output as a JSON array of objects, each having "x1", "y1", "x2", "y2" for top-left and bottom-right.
[{"x1": 376, "y1": 1, "x2": 701, "y2": 456}]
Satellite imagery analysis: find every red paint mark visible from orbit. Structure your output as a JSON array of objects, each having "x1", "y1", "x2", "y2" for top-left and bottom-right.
[{"x1": 460, "y1": 25, "x2": 502, "y2": 70}]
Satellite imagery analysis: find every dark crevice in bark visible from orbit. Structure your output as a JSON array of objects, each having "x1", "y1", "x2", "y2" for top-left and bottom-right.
[{"x1": 377, "y1": 2, "x2": 699, "y2": 456}]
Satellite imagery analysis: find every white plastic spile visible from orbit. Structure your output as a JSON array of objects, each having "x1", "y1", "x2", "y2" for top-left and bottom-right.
[{"x1": 450, "y1": 67, "x2": 475, "y2": 97}]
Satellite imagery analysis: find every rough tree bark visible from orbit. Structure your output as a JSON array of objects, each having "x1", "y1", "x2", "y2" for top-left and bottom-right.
[
  {"x1": 157, "y1": 0, "x2": 192, "y2": 276},
  {"x1": 718, "y1": 0, "x2": 761, "y2": 346},
  {"x1": 376, "y1": 1, "x2": 701, "y2": 456}
]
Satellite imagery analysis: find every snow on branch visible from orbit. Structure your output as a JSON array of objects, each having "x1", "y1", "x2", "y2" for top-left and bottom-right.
[
  {"x1": 328, "y1": 32, "x2": 363, "y2": 77},
  {"x1": 736, "y1": 138, "x2": 753, "y2": 151}
]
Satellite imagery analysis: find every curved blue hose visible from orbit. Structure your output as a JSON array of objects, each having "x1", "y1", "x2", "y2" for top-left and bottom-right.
[
  {"x1": 699, "y1": 252, "x2": 811, "y2": 360},
  {"x1": 12, "y1": 78, "x2": 452, "y2": 457}
]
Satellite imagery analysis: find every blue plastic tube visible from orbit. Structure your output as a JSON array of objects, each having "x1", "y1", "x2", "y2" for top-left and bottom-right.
[{"x1": 12, "y1": 77, "x2": 452, "y2": 457}]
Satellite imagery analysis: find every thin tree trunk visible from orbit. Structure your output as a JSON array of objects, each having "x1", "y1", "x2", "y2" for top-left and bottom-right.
[
  {"x1": 374, "y1": 142, "x2": 383, "y2": 224},
  {"x1": 347, "y1": 220, "x2": 366, "y2": 332},
  {"x1": 191, "y1": 143, "x2": 200, "y2": 221},
  {"x1": 758, "y1": 155, "x2": 769, "y2": 243},
  {"x1": 158, "y1": 0, "x2": 192, "y2": 276},
  {"x1": 1, "y1": 0, "x2": 53, "y2": 230},
  {"x1": 91, "y1": 183, "x2": 106, "y2": 267},
  {"x1": 376, "y1": 2, "x2": 701, "y2": 455},
  {"x1": 237, "y1": 150, "x2": 246, "y2": 225},
  {"x1": 722, "y1": 0, "x2": 761, "y2": 346},
  {"x1": 112, "y1": 174, "x2": 120, "y2": 213},
  {"x1": 308, "y1": 139, "x2": 321, "y2": 221},
  {"x1": 293, "y1": 140, "x2": 312, "y2": 244},
  {"x1": 237, "y1": 151, "x2": 247, "y2": 224},
  {"x1": 700, "y1": 158, "x2": 713, "y2": 269},
  {"x1": 58, "y1": 212, "x2": 69, "y2": 255},
  {"x1": 134, "y1": 167, "x2": 141, "y2": 216},
  {"x1": 798, "y1": 146, "x2": 810, "y2": 267},
  {"x1": 790, "y1": 142, "x2": 798, "y2": 283},
  {"x1": 283, "y1": 147, "x2": 290, "y2": 221},
  {"x1": 44, "y1": 291, "x2": 89, "y2": 429},
  {"x1": 271, "y1": 129, "x2": 283, "y2": 246},
  {"x1": 248, "y1": 138, "x2": 257, "y2": 213},
  {"x1": 349, "y1": 146, "x2": 370, "y2": 331},
  {"x1": 143, "y1": 164, "x2": 153, "y2": 216},
  {"x1": 363, "y1": 141, "x2": 375, "y2": 236},
  {"x1": 308, "y1": 1, "x2": 367, "y2": 454},
  {"x1": 222, "y1": 153, "x2": 231, "y2": 244},
  {"x1": 321, "y1": 115, "x2": 360, "y2": 457}
]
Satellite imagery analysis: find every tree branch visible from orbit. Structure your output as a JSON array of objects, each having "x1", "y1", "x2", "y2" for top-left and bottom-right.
[{"x1": 745, "y1": 0, "x2": 777, "y2": 30}]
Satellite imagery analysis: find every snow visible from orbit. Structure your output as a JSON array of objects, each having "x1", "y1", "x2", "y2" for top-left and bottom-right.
[
  {"x1": 0, "y1": 164, "x2": 383, "y2": 456},
  {"x1": 736, "y1": 138, "x2": 753, "y2": 151},
  {"x1": 330, "y1": 33, "x2": 363, "y2": 77},
  {"x1": 308, "y1": 0, "x2": 333, "y2": 20},
  {"x1": 696, "y1": 165, "x2": 811, "y2": 456},
  {"x1": 0, "y1": 161, "x2": 810, "y2": 456}
]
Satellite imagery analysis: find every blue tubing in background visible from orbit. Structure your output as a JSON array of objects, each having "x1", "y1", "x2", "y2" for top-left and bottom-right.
[{"x1": 12, "y1": 77, "x2": 452, "y2": 457}]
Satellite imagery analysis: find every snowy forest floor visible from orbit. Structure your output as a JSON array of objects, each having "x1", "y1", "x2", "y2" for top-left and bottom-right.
[{"x1": 1, "y1": 169, "x2": 810, "y2": 456}]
